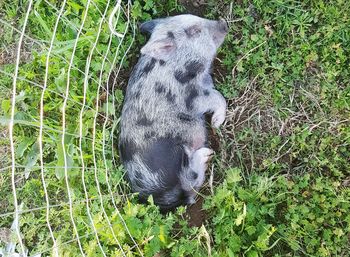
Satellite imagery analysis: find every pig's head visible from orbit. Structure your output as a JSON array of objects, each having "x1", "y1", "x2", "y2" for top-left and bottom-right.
[{"x1": 139, "y1": 14, "x2": 228, "y2": 63}]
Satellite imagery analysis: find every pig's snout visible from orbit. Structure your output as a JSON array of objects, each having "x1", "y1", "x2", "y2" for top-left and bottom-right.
[
  {"x1": 218, "y1": 19, "x2": 228, "y2": 34},
  {"x1": 211, "y1": 19, "x2": 228, "y2": 46}
]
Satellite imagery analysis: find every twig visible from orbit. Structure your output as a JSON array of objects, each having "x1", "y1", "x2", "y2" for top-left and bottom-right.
[
  {"x1": 209, "y1": 164, "x2": 214, "y2": 195},
  {"x1": 232, "y1": 41, "x2": 267, "y2": 78}
]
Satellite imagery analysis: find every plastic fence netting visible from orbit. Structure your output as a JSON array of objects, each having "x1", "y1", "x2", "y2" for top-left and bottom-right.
[{"x1": 0, "y1": 0, "x2": 143, "y2": 256}]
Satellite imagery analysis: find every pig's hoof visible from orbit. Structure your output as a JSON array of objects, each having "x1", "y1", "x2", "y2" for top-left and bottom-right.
[
  {"x1": 187, "y1": 196, "x2": 196, "y2": 205},
  {"x1": 193, "y1": 147, "x2": 214, "y2": 166},
  {"x1": 211, "y1": 109, "x2": 226, "y2": 128}
]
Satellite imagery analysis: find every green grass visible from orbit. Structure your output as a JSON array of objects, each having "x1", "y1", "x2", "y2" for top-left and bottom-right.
[{"x1": 0, "y1": 0, "x2": 349, "y2": 256}]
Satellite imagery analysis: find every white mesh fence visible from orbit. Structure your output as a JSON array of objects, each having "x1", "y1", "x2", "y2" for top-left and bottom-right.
[{"x1": 0, "y1": 0, "x2": 142, "y2": 256}]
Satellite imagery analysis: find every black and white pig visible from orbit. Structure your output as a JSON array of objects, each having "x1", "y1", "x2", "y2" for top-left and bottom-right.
[{"x1": 119, "y1": 14, "x2": 228, "y2": 211}]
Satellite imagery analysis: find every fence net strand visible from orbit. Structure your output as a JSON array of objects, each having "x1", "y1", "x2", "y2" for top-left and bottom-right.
[{"x1": 0, "y1": 0, "x2": 142, "y2": 256}]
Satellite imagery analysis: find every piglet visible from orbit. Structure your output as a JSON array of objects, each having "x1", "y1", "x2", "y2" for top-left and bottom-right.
[{"x1": 119, "y1": 14, "x2": 228, "y2": 211}]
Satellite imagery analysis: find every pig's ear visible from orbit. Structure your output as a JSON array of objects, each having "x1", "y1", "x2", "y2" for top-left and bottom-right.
[
  {"x1": 140, "y1": 19, "x2": 162, "y2": 34},
  {"x1": 140, "y1": 38, "x2": 176, "y2": 60}
]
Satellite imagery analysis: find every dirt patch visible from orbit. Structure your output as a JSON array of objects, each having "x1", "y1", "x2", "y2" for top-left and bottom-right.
[
  {"x1": 0, "y1": 227, "x2": 11, "y2": 243},
  {"x1": 108, "y1": 69, "x2": 124, "y2": 94},
  {"x1": 0, "y1": 125, "x2": 10, "y2": 170},
  {"x1": 342, "y1": 177, "x2": 350, "y2": 187},
  {"x1": 0, "y1": 37, "x2": 36, "y2": 66},
  {"x1": 213, "y1": 53, "x2": 230, "y2": 81},
  {"x1": 178, "y1": 0, "x2": 208, "y2": 16},
  {"x1": 185, "y1": 196, "x2": 207, "y2": 227}
]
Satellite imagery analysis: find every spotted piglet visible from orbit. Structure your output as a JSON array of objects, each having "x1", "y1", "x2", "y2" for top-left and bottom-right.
[{"x1": 119, "y1": 14, "x2": 228, "y2": 211}]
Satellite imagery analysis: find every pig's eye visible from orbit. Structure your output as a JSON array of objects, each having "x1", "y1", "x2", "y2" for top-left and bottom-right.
[{"x1": 184, "y1": 25, "x2": 201, "y2": 38}]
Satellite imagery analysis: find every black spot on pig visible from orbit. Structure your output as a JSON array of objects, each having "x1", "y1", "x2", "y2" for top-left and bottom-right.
[
  {"x1": 174, "y1": 70, "x2": 189, "y2": 84},
  {"x1": 184, "y1": 25, "x2": 201, "y2": 38},
  {"x1": 119, "y1": 139, "x2": 138, "y2": 163},
  {"x1": 182, "y1": 152, "x2": 189, "y2": 167},
  {"x1": 137, "y1": 113, "x2": 153, "y2": 126},
  {"x1": 142, "y1": 58, "x2": 157, "y2": 75},
  {"x1": 203, "y1": 90, "x2": 210, "y2": 96},
  {"x1": 155, "y1": 187, "x2": 187, "y2": 212},
  {"x1": 140, "y1": 20, "x2": 157, "y2": 34},
  {"x1": 177, "y1": 112, "x2": 193, "y2": 122},
  {"x1": 166, "y1": 91, "x2": 176, "y2": 103},
  {"x1": 159, "y1": 59, "x2": 166, "y2": 66},
  {"x1": 174, "y1": 60, "x2": 204, "y2": 84},
  {"x1": 185, "y1": 60, "x2": 204, "y2": 74},
  {"x1": 167, "y1": 31, "x2": 175, "y2": 39},
  {"x1": 144, "y1": 131, "x2": 156, "y2": 139},
  {"x1": 185, "y1": 87, "x2": 199, "y2": 110},
  {"x1": 141, "y1": 137, "x2": 183, "y2": 182},
  {"x1": 190, "y1": 171, "x2": 198, "y2": 180},
  {"x1": 155, "y1": 82, "x2": 166, "y2": 93}
]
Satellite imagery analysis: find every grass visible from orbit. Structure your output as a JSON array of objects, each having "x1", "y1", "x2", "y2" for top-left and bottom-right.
[{"x1": 0, "y1": 0, "x2": 349, "y2": 256}]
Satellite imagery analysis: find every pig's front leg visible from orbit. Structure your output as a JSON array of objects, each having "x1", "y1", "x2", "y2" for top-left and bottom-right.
[
  {"x1": 193, "y1": 75, "x2": 227, "y2": 128},
  {"x1": 205, "y1": 90, "x2": 227, "y2": 128}
]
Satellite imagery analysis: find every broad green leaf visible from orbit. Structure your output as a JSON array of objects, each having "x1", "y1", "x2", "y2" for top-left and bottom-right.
[
  {"x1": 236, "y1": 61, "x2": 244, "y2": 72},
  {"x1": 1, "y1": 99, "x2": 11, "y2": 114},
  {"x1": 16, "y1": 137, "x2": 35, "y2": 158},
  {"x1": 24, "y1": 141, "x2": 40, "y2": 178},
  {"x1": 227, "y1": 168, "x2": 242, "y2": 184},
  {"x1": 235, "y1": 203, "x2": 246, "y2": 226},
  {"x1": 227, "y1": 249, "x2": 235, "y2": 257},
  {"x1": 55, "y1": 141, "x2": 75, "y2": 180},
  {"x1": 246, "y1": 250, "x2": 259, "y2": 257}
]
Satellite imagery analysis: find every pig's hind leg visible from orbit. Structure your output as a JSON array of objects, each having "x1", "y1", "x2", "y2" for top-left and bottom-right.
[{"x1": 180, "y1": 147, "x2": 214, "y2": 204}]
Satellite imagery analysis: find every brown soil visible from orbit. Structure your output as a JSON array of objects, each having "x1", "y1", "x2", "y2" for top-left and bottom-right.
[
  {"x1": 185, "y1": 196, "x2": 207, "y2": 227},
  {"x1": 0, "y1": 227, "x2": 11, "y2": 243},
  {"x1": 0, "y1": 35, "x2": 36, "y2": 65},
  {"x1": 0, "y1": 123, "x2": 10, "y2": 170},
  {"x1": 178, "y1": 0, "x2": 208, "y2": 16}
]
